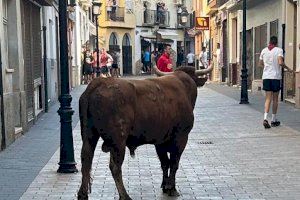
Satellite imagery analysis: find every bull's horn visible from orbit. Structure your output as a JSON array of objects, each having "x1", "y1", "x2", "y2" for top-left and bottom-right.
[
  {"x1": 153, "y1": 65, "x2": 173, "y2": 77},
  {"x1": 195, "y1": 64, "x2": 213, "y2": 76}
]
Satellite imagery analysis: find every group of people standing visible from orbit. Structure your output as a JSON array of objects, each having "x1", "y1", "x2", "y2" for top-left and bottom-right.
[
  {"x1": 82, "y1": 48, "x2": 121, "y2": 84},
  {"x1": 106, "y1": 0, "x2": 118, "y2": 21},
  {"x1": 142, "y1": 49, "x2": 160, "y2": 73}
]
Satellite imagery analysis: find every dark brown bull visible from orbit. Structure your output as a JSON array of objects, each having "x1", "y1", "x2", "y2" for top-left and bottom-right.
[{"x1": 78, "y1": 65, "x2": 213, "y2": 200}]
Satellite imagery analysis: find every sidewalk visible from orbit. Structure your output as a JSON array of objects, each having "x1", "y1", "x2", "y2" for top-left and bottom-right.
[
  {"x1": 207, "y1": 83, "x2": 300, "y2": 132},
  {"x1": 19, "y1": 86, "x2": 300, "y2": 200},
  {"x1": 0, "y1": 85, "x2": 87, "y2": 200}
]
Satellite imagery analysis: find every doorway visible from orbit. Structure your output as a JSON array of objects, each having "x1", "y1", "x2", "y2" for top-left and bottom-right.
[{"x1": 122, "y1": 34, "x2": 132, "y2": 75}]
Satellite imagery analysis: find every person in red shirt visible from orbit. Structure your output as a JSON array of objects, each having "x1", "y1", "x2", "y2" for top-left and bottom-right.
[{"x1": 157, "y1": 44, "x2": 173, "y2": 72}]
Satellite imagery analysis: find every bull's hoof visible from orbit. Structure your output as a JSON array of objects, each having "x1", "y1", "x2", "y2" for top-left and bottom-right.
[
  {"x1": 162, "y1": 187, "x2": 168, "y2": 194},
  {"x1": 77, "y1": 190, "x2": 88, "y2": 200},
  {"x1": 167, "y1": 188, "x2": 180, "y2": 197},
  {"x1": 119, "y1": 195, "x2": 132, "y2": 200}
]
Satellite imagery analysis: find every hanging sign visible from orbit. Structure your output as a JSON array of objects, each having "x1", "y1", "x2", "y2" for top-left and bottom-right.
[{"x1": 195, "y1": 17, "x2": 210, "y2": 30}]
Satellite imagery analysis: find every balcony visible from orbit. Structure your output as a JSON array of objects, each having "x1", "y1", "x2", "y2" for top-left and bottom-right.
[
  {"x1": 142, "y1": 10, "x2": 170, "y2": 27},
  {"x1": 100, "y1": 6, "x2": 135, "y2": 29},
  {"x1": 176, "y1": 13, "x2": 195, "y2": 29},
  {"x1": 106, "y1": 6, "x2": 124, "y2": 22},
  {"x1": 208, "y1": 0, "x2": 229, "y2": 8}
]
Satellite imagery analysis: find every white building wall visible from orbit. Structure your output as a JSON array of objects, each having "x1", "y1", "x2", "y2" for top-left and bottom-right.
[
  {"x1": 243, "y1": 0, "x2": 283, "y2": 47},
  {"x1": 43, "y1": 7, "x2": 58, "y2": 104}
]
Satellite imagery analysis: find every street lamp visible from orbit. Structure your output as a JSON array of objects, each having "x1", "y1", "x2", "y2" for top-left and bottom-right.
[
  {"x1": 240, "y1": 0, "x2": 249, "y2": 104},
  {"x1": 154, "y1": 24, "x2": 159, "y2": 53},
  {"x1": 180, "y1": 8, "x2": 189, "y2": 63},
  {"x1": 92, "y1": 1, "x2": 102, "y2": 77},
  {"x1": 57, "y1": 0, "x2": 78, "y2": 173}
]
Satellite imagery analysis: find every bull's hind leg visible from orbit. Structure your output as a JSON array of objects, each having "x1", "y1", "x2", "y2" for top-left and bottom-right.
[
  {"x1": 110, "y1": 143, "x2": 132, "y2": 200},
  {"x1": 78, "y1": 130, "x2": 100, "y2": 200},
  {"x1": 166, "y1": 134, "x2": 189, "y2": 197},
  {"x1": 155, "y1": 144, "x2": 170, "y2": 193}
]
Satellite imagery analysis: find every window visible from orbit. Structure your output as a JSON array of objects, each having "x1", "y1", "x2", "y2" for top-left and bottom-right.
[
  {"x1": 270, "y1": 19, "x2": 278, "y2": 38},
  {"x1": 109, "y1": 33, "x2": 118, "y2": 46},
  {"x1": 122, "y1": 34, "x2": 130, "y2": 46}
]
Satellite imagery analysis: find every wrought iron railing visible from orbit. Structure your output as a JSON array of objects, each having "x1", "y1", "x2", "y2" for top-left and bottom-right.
[
  {"x1": 143, "y1": 10, "x2": 170, "y2": 27},
  {"x1": 105, "y1": 6, "x2": 125, "y2": 22}
]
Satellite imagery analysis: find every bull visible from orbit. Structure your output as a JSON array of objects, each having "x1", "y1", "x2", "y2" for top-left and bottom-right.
[{"x1": 78, "y1": 65, "x2": 213, "y2": 200}]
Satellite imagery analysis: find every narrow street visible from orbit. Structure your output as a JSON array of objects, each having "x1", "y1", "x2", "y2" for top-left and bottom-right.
[{"x1": 1, "y1": 82, "x2": 298, "y2": 200}]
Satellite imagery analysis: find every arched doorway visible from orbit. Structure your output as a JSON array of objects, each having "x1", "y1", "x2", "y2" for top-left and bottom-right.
[
  {"x1": 122, "y1": 34, "x2": 132, "y2": 74},
  {"x1": 109, "y1": 32, "x2": 119, "y2": 52}
]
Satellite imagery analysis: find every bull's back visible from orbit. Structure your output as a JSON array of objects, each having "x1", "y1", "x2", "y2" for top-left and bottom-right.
[
  {"x1": 130, "y1": 76, "x2": 195, "y2": 142},
  {"x1": 83, "y1": 78, "x2": 137, "y2": 138}
]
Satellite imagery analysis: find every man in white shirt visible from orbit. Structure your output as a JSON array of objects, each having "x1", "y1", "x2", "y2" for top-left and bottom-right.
[
  {"x1": 186, "y1": 51, "x2": 195, "y2": 67},
  {"x1": 199, "y1": 47, "x2": 208, "y2": 69},
  {"x1": 213, "y1": 43, "x2": 222, "y2": 82},
  {"x1": 259, "y1": 36, "x2": 293, "y2": 129}
]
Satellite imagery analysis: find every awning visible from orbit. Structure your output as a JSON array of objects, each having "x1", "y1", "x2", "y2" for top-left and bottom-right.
[
  {"x1": 140, "y1": 32, "x2": 156, "y2": 39},
  {"x1": 157, "y1": 31, "x2": 178, "y2": 40}
]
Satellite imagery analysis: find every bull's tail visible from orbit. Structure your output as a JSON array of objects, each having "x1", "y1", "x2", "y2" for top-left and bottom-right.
[
  {"x1": 78, "y1": 79, "x2": 106, "y2": 198},
  {"x1": 78, "y1": 94, "x2": 93, "y2": 197}
]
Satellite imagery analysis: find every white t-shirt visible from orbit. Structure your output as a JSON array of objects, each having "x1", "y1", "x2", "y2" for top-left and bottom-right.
[
  {"x1": 186, "y1": 53, "x2": 195, "y2": 64},
  {"x1": 259, "y1": 47, "x2": 283, "y2": 80},
  {"x1": 107, "y1": 54, "x2": 113, "y2": 67},
  {"x1": 199, "y1": 51, "x2": 208, "y2": 67}
]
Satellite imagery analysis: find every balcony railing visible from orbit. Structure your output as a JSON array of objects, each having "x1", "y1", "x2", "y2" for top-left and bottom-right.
[
  {"x1": 106, "y1": 6, "x2": 125, "y2": 22},
  {"x1": 143, "y1": 10, "x2": 170, "y2": 27},
  {"x1": 208, "y1": 0, "x2": 229, "y2": 8},
  {"x1": 176, "y1": 13, "x2": 195, "y2": 29}
]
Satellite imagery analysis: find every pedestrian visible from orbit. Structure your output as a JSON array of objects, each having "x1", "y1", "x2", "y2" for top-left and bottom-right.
[
  {"x1": 92, "y1": 49, "x2": 98, "y2": 79},
  {"x1": 82, "y1": 49, "x2": 93, "y2": 84},
  {"x1": 157, "y1": 44, "x2": 173, "y2": 72},
  {"x1": 111, "y1": 0, "x2": 117, "y2": 21},
  {"x1": 186, "y1": 51, "x2": 195, "y2": 67},
  {"x1": 143, "y1": 48, "x2": 151, "y2": 72},
  {"x1": 100, "y1": 48, "x2": 109, "y2": 78},
  {"x1": 111, "y1": 50, "x2": 121, "y2": 77},
  {"x1": 151, "y1": 51, "x2": 157, "y2": 73},
  {"x1": 177, "y1": 49, "x2": 184, "y2": 67},
  {"x1": 213, "y1": 43, "x2": 222, "y2": 82},
  {"x1": 106, "y1": 0, "x2": 113, "y2": 20},
  {"x1": 106, "y1": 51, "x2": 113, "y2": 77},
  {"x1": 199, "y1": 46, "x2": 208, "y2": 69},
  {"x1": 259, "y1": 36, "x2": 293, "y2": 129},
  {"x1": 198, "y1": 46, "x2": 210, "y2": 81}
]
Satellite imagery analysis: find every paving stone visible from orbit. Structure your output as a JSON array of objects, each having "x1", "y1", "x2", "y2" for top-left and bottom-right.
[{"x1": 1, "y1": 84, "x2": 299, "y2": 200}]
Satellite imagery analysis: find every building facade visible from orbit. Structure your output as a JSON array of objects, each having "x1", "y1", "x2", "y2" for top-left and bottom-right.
[
  {"x1": 97, "y1": 0, "x2": 136, "y2": 75},
  {"x1": 70, "y1": 0, "x2": 96, "y2": 88},
  {"x1": 199, "y1": 0, "x2": 300, "y2": 108},
  {"x1": 0, "y1": 0, "x2": 60, "y2": 150},
  {"x1": 134, "y1": 0, "x2": 194, "y2": 72}
]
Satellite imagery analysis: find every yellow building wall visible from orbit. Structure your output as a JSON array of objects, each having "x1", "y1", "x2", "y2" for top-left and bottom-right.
[{"x1": 95, "y1": 0, "x2": 136, "y2": 74}]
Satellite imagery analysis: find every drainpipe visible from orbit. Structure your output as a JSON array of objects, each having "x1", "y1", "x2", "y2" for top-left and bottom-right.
[
  {"x1": 281, "y1": 0, "x2": 286, "y2": 102},
  {"x1": 42, "y1": 26, "x2": 48, "y2": 112},
  {"x1": 0, "y1": 42, "x2": 6, "y2": 150}
]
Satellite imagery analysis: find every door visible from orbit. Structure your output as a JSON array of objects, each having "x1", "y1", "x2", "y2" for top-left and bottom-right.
[
  {"x1": 21, "y1": 0, "x2": 42, "y2": 122},
  {"x1": 254, "y1": 23, "x2": 267, "y2": 80},
  {"x1": 222, "y1": 20, "x2": 228, "y2": 82},
  {"x1": 122, "y1": 34, "x2": 132, "y2": 74},
  {"x1": 246, "y1": 29, "x2": 253, "y2": 88}
]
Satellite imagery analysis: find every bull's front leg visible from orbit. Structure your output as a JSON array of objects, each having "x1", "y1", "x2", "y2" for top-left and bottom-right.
[
  {"x1": 109, "y1": 145, "x2": 132, "y2": 200},
  {"x1": 155, "y1": 144, "x2": 170, "y2": 193},
  {"x1": 166, "y1": 135, "x2": 188, "y2": 197}
]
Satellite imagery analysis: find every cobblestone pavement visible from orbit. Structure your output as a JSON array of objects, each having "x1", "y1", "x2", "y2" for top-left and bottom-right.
[{"x1": 17, "y1": 86, "x2": 300, "y2": 200}]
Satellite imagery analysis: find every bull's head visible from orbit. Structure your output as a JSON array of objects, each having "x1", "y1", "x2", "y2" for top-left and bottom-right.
[{"x1": 153, "y1": 64, "x2": 213, "y2": 87}]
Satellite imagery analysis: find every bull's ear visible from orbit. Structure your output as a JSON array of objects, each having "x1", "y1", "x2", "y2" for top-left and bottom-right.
[{"x1": 196, "y1": 77, "x2": 208, "y2": 87}]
